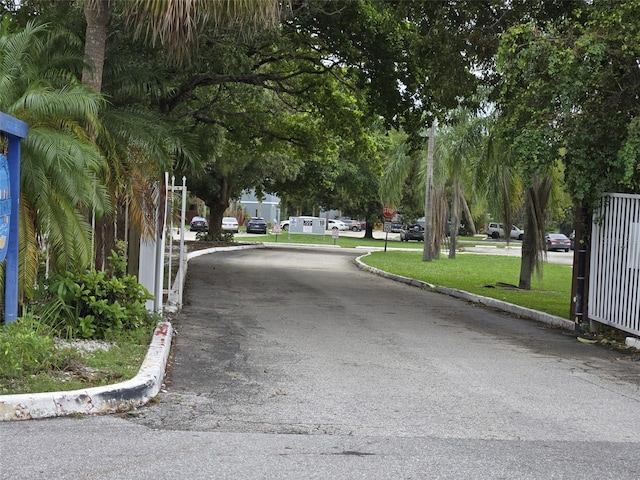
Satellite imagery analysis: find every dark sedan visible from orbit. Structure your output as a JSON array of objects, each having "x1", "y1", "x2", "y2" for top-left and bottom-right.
[
  {"x1": 400, "y1": 224, "x2": 424, "y2": 242},
  {"x1": 246, "y1": 217, "x2": 267, "y2": 234},
  {"x1": 545, "y1": 233, "x2": 571, "y2": 252},
  {"x1": 189, "y1": 216, "x2": 209, "y2": 232}
]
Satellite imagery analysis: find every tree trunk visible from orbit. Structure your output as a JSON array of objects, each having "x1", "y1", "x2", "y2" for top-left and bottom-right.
[
  {"x1": 432, "y1": 185, "x2": 447, "y2": 258},
  {"x1": 518, "y1": 235, "x2": 536, "y2": 290},
  {"x1": 449, "y1": 185, "x2": 459, "y2": 259},
  {"x1": 82, "y1": 0, "x2": 112, "y2": 271},
  {"x1": 422, "y1": 121, "x2": 436, "y2": 262},
  {"x1": 518, "y1": 175, "x2": 552, "y2": 290},
  {"x1": 460, "y1": 194, "x2": 476, "y2": 234},
  {"x1": 82, "y1": 0, "x2": 110, "y2": 93},
  {"x1": 94, "y1": 215, "x2": 117, "y2": 271},
  {"x1": 500, "y1": 170, "x2": 513, "y2": 244},
  {"x1": 200, "y1": 177, "x2": 231, "y2": 236},
  {"x1": 208, "y1": 200, "x2": 227, "y2": 236},
  {"x1": 364, "y1": 219, "x2": 374, "y2": 239}
]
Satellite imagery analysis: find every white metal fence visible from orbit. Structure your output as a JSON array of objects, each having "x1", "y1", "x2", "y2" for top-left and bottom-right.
[{"x1": 589, "y1": 193, "x2": 640, "y2": 336}]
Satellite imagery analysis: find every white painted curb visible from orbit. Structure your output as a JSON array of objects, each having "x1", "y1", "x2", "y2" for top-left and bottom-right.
[
  {"x1": 626, "y1": 337, "x2": 640, "y2": 350},
  {"x1": 354, "y1": 253, "x2": 575, "y2": 331},
  {"x1": 0, "y1": 322, "x2": 173, "y2": 421}
]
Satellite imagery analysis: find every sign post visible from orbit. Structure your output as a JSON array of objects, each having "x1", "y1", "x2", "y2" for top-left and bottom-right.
[
  {"x1": 0, "y1": 111, "x2": 28, "y2": 323},
  {"x1": 382, "y1": 205, "x2": 396, "y2": 252}
]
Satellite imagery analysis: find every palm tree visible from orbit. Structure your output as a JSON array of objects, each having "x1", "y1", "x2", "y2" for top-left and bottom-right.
[
  {"x1": 379, "y1": 129, "x2": 411, "y2": 209},
  {"x1": 436, "y1": 110, "x2": 484, "y2": 259},
  {"x1": 0, "y1": 21, "x2": 110, "y2": 300},
  {"x1": 472, "y1": 122, "x2": 525, "y2": 250},
  {"x1": 82, "y1": 0, "x2": 285, "y2": 92},
  {"x1": 81, "y1": 0, "x2": 285, "y2": 268},
  {"x1": 518, "y1": 171, "x2": 553, "y2": 289}
]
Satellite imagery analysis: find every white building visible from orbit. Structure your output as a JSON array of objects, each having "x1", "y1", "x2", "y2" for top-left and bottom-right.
[{"x1": 240, "y1": 190, "x2": 281, "y2": 225}]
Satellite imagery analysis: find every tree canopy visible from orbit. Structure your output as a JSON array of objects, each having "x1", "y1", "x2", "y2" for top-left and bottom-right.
[{"x1": 496, "y1": 2, "x2": 640, "y2": 211}]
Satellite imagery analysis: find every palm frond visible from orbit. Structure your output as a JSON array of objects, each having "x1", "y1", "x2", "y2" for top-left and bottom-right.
[
  {"x1": 124, "y1": 0, "x2": 286, "y2": 59},
  {"x1": 0, "y1": 20, "x2": 111, "y2": 295}
]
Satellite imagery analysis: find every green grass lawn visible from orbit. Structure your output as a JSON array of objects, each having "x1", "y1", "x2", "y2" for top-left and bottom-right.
[
  {"x1": 0, "y1": 325, "x2": 153, "y2": 395},
  {"x1": 363, "y1": 251, "x2": 572, "y2": 319},
  {"x1": 242, "y1": 231, "x2": 572, "y2": 319}
]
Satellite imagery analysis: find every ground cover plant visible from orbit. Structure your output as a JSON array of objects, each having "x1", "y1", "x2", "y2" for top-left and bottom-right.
[
  {"x1": 0, "y1": 316, "x2": 154, "y2": 395},
  {"x1": 0, "y1": 244, "x2": 158, "y2": 395}
]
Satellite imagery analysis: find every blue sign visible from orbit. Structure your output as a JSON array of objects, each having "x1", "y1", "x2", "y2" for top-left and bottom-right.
[{"x1": 0, "y1": 154, "x2": 9, "y2": 262}]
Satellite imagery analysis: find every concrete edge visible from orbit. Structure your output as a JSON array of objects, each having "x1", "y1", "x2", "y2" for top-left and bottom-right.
[
  {"x1": 626, "y1": 337, "x2": 640, "y2": 350},
  {"x1": 186, "y1": 243, "x2": 265, "y2": 260},
  {"x1": 0, "y1": 322, "x2": 173, "y2": 421},
  {"x1": 354, "y1": 252, "x2": 575, "y2": 331}
]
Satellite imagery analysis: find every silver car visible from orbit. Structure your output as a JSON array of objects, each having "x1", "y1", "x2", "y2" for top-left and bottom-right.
[{"x1": 221, "y1": 216, "x2": 239, "y2": 233}]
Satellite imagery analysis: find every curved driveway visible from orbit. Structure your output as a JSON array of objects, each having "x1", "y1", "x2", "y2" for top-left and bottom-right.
[
  {"x1": 2, "y1": 246, "x2": 640, "y2": 479},
  {"x1": 130, "y1": 246, "x2": 640, "y2": 476}
]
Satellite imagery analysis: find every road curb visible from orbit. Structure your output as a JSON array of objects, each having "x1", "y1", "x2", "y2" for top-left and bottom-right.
[
  {"x1": 0, "y1": 322, "x2": 173, "y2": 421},
  {"x1": 1, "y1": 244, "x2": 262, "y2": 422},
  {"x1": 354, "y1": 253, "x2": 575, "y2": 331}
]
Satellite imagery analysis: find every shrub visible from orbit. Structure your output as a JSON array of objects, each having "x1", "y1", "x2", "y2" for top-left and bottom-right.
[
  {"x1": 195, "y1": 231, "x2": 235, "y2": 242},
  {"x1": 38, "y1": 242, "x2": 154, "y2": 340}
]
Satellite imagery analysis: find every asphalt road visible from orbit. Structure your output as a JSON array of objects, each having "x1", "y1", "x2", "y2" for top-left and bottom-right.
[{"x1": 2, "y1": 247, "x2": 639, "y2": 479}]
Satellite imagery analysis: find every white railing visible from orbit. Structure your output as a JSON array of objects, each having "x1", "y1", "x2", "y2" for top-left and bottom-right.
[{"x1": 589, "y1": 193, "x2": 640, "y2": 335}]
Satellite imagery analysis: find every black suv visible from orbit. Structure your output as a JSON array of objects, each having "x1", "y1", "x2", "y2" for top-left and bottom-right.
[
  {"x1": 246, "y1": 217, "x2": 267, "y2": 234},
  {"x1": 400, "y1": 224, "x2": 424, "y2": 242}
]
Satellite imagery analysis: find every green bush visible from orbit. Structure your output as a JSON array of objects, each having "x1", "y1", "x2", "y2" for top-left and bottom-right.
[
  {"x1": 38, "y1": 243, "x2": 154, "y2": 340},
  {"x1": 195, "y1": 230, "x2": 235, "y2": 242},
  {"x1": 0, "y1": 314, "x2": 72, "y2": 378}
]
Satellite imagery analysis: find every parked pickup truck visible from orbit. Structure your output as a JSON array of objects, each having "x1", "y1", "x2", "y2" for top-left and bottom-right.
[{"x1": 486, "y1": 222, "x2": 524, "y2": 240}]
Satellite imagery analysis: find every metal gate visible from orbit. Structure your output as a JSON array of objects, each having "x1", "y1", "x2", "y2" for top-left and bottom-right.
[{"x1": 589, "y1": 193, "x2": 640, "y2": 335}]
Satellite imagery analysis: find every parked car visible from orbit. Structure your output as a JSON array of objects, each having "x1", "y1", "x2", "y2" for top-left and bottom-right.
[
  {"x1": 391, "y1": 221, "x2": 404, "y2": 233},
  {"x1": 545, "y1": 233, "x2": 571, "y2": 252},
  {"x1": 338, "y1": 218, "x2": 362, "y2": 231},
  {"x1": 327, "y1": 219, "x2": 349, "y2": 231},
  {"x1": 486, "y1": 222, "x2": 524, "y2": 240},
  {"x1": 570, "y1": 230, "x2": 575, "y2": 250},
  {"x1": 400, "y1": 224, "x2": 424, "y2": 242},
  {"x1": 189, "y1": 216, "x2": 209, "y2": 232},
  {"x1": 445, "y1": 221, "x2": 468, "y2": 237},
  {"x1": 280, "y1": 219, "x2": 290, "y2": 231},
  {"x1": 221, "y1": 216, "x2": 239, "y2": 233},
  {"x1": 246, "y1": 217, "x2": 267, "y2": 234}
]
